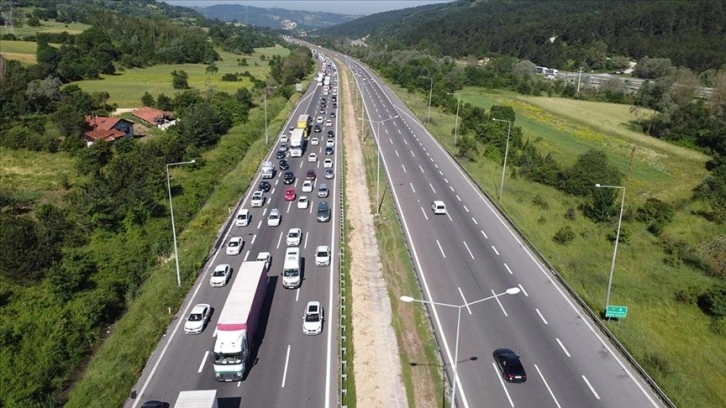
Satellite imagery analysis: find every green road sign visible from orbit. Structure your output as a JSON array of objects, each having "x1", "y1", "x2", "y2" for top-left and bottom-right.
[{"x1": 605, "y1": 305, "x2": 628, "y2": 319}]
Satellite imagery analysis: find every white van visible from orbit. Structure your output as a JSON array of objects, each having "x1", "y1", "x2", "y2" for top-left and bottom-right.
[
  {"x1": 282, "y1": 247, "x2": 301, "y2": 289},
  {"x1": 235, "y1": 209, "x2": 250, "y2": 226},
  {"x1": 431, "y1": 201, "x2": 446, "y2": 215}
]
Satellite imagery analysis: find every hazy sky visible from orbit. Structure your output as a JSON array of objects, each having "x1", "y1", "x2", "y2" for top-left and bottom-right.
[{"x1": 161, "y1": 1, "x2": 456, "y2": 16}]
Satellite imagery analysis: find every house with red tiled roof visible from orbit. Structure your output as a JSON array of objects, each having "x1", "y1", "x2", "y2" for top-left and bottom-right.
[
  {"x1": 132, "y1": 106, "x2": 176, "y2": 130},
  {"x1": 83, "y1": 115, "x2": 134, "y2": 146}
]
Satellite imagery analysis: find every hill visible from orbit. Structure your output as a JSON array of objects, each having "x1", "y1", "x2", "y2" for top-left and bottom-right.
[{"x1": 192, "y1": 4, "x2": 359, "y2": 31}]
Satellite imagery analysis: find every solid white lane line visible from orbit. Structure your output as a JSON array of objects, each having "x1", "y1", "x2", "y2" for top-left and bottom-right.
[
  {"x1": 456, "y1": 195, "x2": 461, "y2": 201},
  {"x1": 410, "y1": 182, "x2": 416, "y2": 193},
  {"x1": 276, "y1": 231, "x2": 284, "y2": 249},
  {"x1": 582, "y1": 375, "x2": 601, "y2": 399},
  {"x1": 464, "y1": 205, "x2": 469, "y2": 213},
  {"x1": 556, "y1": 338, "x2": 571, "y2": 357},
  {"x1": 463, "y1": 241, "x2": 475, "y2": 260},
  {"x1": 503, "y1": 263, "x2": 512, "y2": 275},
  {"x1": 401, "y1": 164, "x2": 407, "y2": 173},
  {"x1": 536, "y1": 308, "x2": 549, "y2": 325},
  {"x1": 491, "y1": 246, "x2": 499, "y2": 255},
  {"x1": 281, "y1": 345, "x2": 291, "y2": 387},
  {"x1": 535, "y1": 364, "x2": 563, "y2": 408},
  {"x1": 421, "y1": 207, "x2": 429, "y2": 220},
  {"x1": 472, "y1": 217, "x2": 478, "y2": 225},
  {"x1": 436, "y1": 239, "x2": 446, "y2": 258},
  {"x1": 492, "y1": 289, "x2": 509, "y2": 316},
  {"x1": 419, "y1": 165, "x2": 425, "y2": 173},
  {"x1": 198, "y1": 351, "x2": 209, "y2": 373},
  {"x1": 518, "y1": 284, "x2": 529, "y2": 297},
  {"x1": 493, "y1": 362, "x2": 515, "y2": 407},
  {"x1": 395, "y1": 150, "x2": 400, "y2": 157},
  {"x1": 459, "y1": 287, "x2": 472, "y2": 314}
]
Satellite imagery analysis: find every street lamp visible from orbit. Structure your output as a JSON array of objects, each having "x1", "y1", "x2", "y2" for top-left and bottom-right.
[
  {"x1": 421, "y1": 75, "x2": 433, "y2": 123},
  {"x1": 595, "y1": 183, "x2": 626, "y2": 314},
  {"x1": 401, "y1": 287, "x2": 521, "y2": 408},
  {"x1": 166, "y1": 159, "x2": 196, "y2": 287},
  {"x1": 492, "y1": 118, "x2": 512, "y2": 201},
  {"x1": 361, "y1": 115, "x2": 400, "y2": 215}
]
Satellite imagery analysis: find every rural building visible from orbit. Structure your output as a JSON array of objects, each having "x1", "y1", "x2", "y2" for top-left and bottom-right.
[
  {"x1": 132, "y1": 106, "x2": 177, "y2": 130},
  {"x1": 83, "y1": 115, "x2": 134, "y2": 146}
]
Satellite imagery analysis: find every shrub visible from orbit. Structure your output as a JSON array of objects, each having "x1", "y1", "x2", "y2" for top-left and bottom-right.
[
  {"x1": 565, "y1": 207, "x2": 577, "y2": 220},
  {"x1": 636, "y1": 198, "x2": 674, "y2": 235},
  {"x1": 607, "y1": 224, "x2": 630, "y2": 245},
  {"x1": 553, "y1": 226, "x2": 575, "y2": 245},
  {"x1": 698, "y1": 285, "x2": 726, "y2": 319},
  {"x1": 221, "y1": 73, "x2": 238, "y2": 81},
  {"x1": 532, "y1": 194, "x2": 549, "y2": 209}
]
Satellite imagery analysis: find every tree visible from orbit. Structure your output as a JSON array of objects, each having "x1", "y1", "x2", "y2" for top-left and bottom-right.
[
  {"x1": 52, "y1": 103, "x2": 85, "y2": 138},
  {"x1": 583, "y1": 187, "x2": 618, "y2": 222},
  {"x1": 25, "y1": 76, "x2": 62, "y2": 112},
  {"x1": 608, "y1": 56, "x2": 631, "y2": 72},
  {"x1": 175, "y1": 102, "x2": 222, "y2": 147},
  {"x1": 633, "y1": 57, "x2": 674, "y2": 79},
  {"x1": 514, "y1": 60, "x2": 536, "y2": 80},
  {"x1": 205, "y1": 64, "x2": 219, "y2": 75},
  {"x1": 455, "y1": 135, "x2": 478, "y2": 160},
  {"x1": 141, "y1": 92, "x2": 154, "y2": 107},
  {"x1": 560, "y1": 149, "x2": 621, "y2": 196},
  {"x1": 171, "y1": 70, "x2": 189, "y2": 89},
  {"x1": 156, "y1": 93, "x2": 173, "y2": 111}
]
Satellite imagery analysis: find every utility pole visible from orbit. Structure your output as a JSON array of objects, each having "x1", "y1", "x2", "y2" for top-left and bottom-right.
[{"x1": 576, "y1": 67, "x2": 583, "y2": 95}]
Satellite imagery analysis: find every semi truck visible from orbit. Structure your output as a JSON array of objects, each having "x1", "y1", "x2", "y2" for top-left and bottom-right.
[
  {"x1": 175, "y1": 390, "x2": 217, "y2": 408},
  {"x1": 297, "y1": 114, "x2": 311, "y2": 130},
  {"x1": 261, "y1": 160, "x2": 275, "y2": 179},
  {"x1": 289, "y1": 128, "x2": 305, "y2": 158},
  {"x1": 213, "y1": 260, "x2": 268, "y2": 382}
]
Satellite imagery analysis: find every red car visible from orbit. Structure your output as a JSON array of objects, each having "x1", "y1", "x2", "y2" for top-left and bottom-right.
[
  {"x1": 306, "y1": 169, "x2": 316, "y2": 180},
  {"x1": 284, "y1": 188, "x2": 297, "y2": 201}
]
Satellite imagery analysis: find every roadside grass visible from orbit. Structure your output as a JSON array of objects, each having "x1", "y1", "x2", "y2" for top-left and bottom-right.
[
  {"x1": 0, "y1": 40, "x2": 37, "y2": 64},
  {"x1": 75, "y1": 46, "x2": 290, "y2": 107},
  {"x1": 66, "y1": 95, "x2": 295, "y2": 406},
  {"x1": 394, "y1": 84, "x2": 726, "y2": 408},
  {"x1": 0, "y1": 147, "x2": 80, "y2": 206}
]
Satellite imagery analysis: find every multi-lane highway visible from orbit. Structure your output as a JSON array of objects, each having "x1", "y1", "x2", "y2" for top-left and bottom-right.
[
  {"x1": 127, "y1": 60, "x2": 341, "y2": 408},
  {"x1": 342, "y1": 56, "x2": 665, "y2": 408}
]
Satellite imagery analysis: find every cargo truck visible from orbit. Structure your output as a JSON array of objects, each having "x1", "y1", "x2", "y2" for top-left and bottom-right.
[
  {"x1": 261, "y1": 161, "x2": 275, "y2": 179},
  {"x1": 213, "y1": 260, "x2": 268, "y2": 381},
  {"x1": 289, "y1": 128, "x2": 305, "y2": 158},
  {"x1": 175, "y1": 390, "x2": 217, "y2": 408},
  {"x1": 297, "y1": 114, "x2": 311, "y2": 131}
]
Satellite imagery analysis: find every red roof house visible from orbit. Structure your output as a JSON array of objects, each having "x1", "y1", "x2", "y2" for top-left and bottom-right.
[
  {"x1": 83, "y1": 115, "x2": 134, "y2": 146},
  {"x1": 132, "y1": 106, "x2": 175, "y2": 128}
]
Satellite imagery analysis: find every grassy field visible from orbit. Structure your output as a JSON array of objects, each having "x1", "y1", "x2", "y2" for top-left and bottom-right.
[
  {"x1": 76, "y1": 46, "x2": 290, "y2": 107},
  {"x1": 0, "y1": 147, "x2": 80, "y2": 206},
  {"x1": 11, "y1": 20, "x2": 91, "y2": 36},
  {"x1": 0, "y1": 40, "x2": 37, "y2": 64},
  {"x1": 394, "y1": 85, "x2": 725, "y2": 408}
]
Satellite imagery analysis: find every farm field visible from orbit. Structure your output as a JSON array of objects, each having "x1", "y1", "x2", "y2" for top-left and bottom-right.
[
  {"x1": 395, "y1": 84, "x2": 725, "y2": 408},
  {"x1": 11, "y1": 20, "x2": 91, "y2": 36},
  {"x1": 0, "y1": 40, "x2": 37, "y2": 64}
]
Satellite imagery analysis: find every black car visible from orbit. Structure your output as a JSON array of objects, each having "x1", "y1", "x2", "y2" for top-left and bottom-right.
[
  {"x1": 306, "y1": 169, "x2": 316, "y2": 180},
  {"x1": 276, "y1": 150, "x2": 286, "y2": 159},
  {"x1": 327, "y1": 130, "x2": 335, "y2": 138},
  {"x1": 332, "y1": 103, "x2": 337, "y2": 108},
  {"x1": 279, "y1": 159, "x2": 289, "y2": 170},
  {"x1": 258, "y1": 181, "x2": 271, "y2": 192},
  {"x1": 283, "y1": 171, "x2": 295, "y2": 185},
  {"x1": 325, "y1": 147, "x2": 334, "y2": 155},
  {"x1": 313, "y1": 125, "x2": 322, "y2": 133},
  {"x1": 330, "y1": 112, "x2": 336, "y2": 118},
  {"x1": 493, "y1": 349, "x2": 527, "y2": 383}
]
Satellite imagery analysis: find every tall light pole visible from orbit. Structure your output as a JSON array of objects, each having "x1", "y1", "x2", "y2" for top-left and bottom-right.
[
  {"x1": 421, "y1": 75, "x2": 433, "y2": 123},
  {"x1": 492, "y1": 118, "x2": 512, "y2": 200},
  {"x1": 361, "y1": 115, "x2": 399, "y2": 215},
  {"x1": 167, "y1": 159, "x2": 196, "y2": 287},
  {"x1": 595, "y1": 184, "x2": 626, "y2": 313},
  {"x1": 401, "y1": 288, "x2": 521, "y2": 408},
  {"x1": 454, "y1": 96, "x2": 461, "y2": 145},
  {"x1": 263, "y1": 85, "x2": 277, "y2": 144}
]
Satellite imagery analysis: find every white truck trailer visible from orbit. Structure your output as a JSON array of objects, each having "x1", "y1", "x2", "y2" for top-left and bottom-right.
[
  {"x1": 289, "y1": 128, "x2": 305, "y2": 158},
  {"x1": 261, "y1": 160, "x2": 275, "y2": 179},
  {"x1": 175, "y1": 390, "x2": 217, "y2": 408},
  {"x1": 213, "y1": 260, "x2": 268, "y2": 381}
]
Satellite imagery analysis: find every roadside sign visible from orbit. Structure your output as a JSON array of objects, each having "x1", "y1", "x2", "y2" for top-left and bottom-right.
[{"x1": 605, "y1": 305, "x2": 628, "y2": 319}]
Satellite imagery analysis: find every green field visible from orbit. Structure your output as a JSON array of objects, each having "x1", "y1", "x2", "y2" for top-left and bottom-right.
[
  {"x1": 396, "y1": 85, "x2": 725, "y2": 408},
  {"x1": 0, "y1": 40, "x2": 37, "y2": 64},
  {"x1": 10, "y1": 20, "x2": 91, "y2": 36},
  {"x1": 76, "y1": 47, "x2": 290, "y2": 107}
]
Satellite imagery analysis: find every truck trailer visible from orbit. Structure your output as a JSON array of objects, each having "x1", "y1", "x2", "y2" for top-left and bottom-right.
[
  {"x1": 261, "y1": 161, "x2": 275, "y2": 179},
  {"x1": 289, "y1": 128, "x2": 305, "y2": 158},
  {"x1": 213, "y1": 260, "x2": 268, "y2": 381},
  {"x1": 296, "y1": 114, "x2": 311, "y2": 130},
  {"x1": 174, "y1": 390, "x2": 217, "y2": 408}
]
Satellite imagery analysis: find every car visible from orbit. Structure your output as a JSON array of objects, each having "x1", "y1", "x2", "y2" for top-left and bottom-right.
[
  {"x1": 210, "y1": 264, "x2": 231, "y2": 287},
  {"x1": 431, "y1": 200, "x2": 446, "y2": 215},
  {"x1": 493, "y1": 348, "x2": 527, "y2": 383},
  {"x1": 226, "y1": 236, "x2": 243, "y2": 255},
  {"x1": 332, "y1": 102, "x2": 338, "y2": 108},
  {"x1": 315, "y1": 245, "x2": 331, "y2": 266},
  {"x1": 258, "y1": 181, "x2": 271, "y2": 192},
  {"x1": 310, "y1": 137, "x2": 319, "y2": 146},
  {"x1": 327, "y1": 130, "x2": 335, "y2": 138},
  {"x1": 313, "y1": 125, "x2": 322, "y2": 133},
  {"x1": 286, "y1": 228, "x2": 302, "y2": 247},
  {"x1": 251, "y1": 191, "x2": 265, "y2": 207},
  {"x1": 330, "y1": 112, "x2": 336, "y2": 118},
  {"x1": 280, "y1": 134, "x2": 289, "y2": 144},
  {"x1": 319, "y1": 109, "x2": 326, "y2": 114},
  {"x1": 256, "y1": 252, "x2": 271, "y2": 269},
  {"x1": 279, "y1": 159, "x2": 289, "y2": 170},
  {"x1": 267, "y1": 208, "x2": 281, "y2": 227},
  {"x1": 302, "y1": 179, "x2": 314, "y2": 193},
  {"x1": 283, "y1": 171, "x2": 295, "y2": 184},
  {"x1": 325, "y1": 120, "x2": 332, "y2": 127},
  {"x1": 323, "y1": 158, "x2": 333, "y2": 168},
  {"x1": 308, "y1": 153, "x2": 318, "y2": 162},
  {"x1": 288, "y1": 126, "x2": 295, "y2": 132},
  {"x1": 325, "y1": 147, "x2": 334, "y2": 155},
  {"x1": 297, "y1": 195, "x2": 309, "y2": 209},
  {"x1": 302, "y1": 301, "x2": 324, "y2": 335},
  {"x1": 326, "y1": 139, "x2": 335, "y2": 148},
  {"x1": 316, "y1": 116, "x2": 323, "y2": 124},
  {"x1": 140, "y1": 401, "x2": 168, "y2": 408},
  {"x1": 279, "y1": 143, "x2": 288, "y2": 152},
  {"x1": 317, "y1": 183, "x2": 329, "y2": 198},
  {"x1": 276, "y1": 150, "x2": 286, "y2": 159},
  {"x1": 317, "y1": 201, "x2": 331, "y2": 222},
  {"x1": 306, "y1": 169, "x2": 317, "y2": 180},
  {"x1": 324, "y1": 169, "x2": 334, "y2": 179},
  {"x1": 235, "y1": 208, "x2": 250, "y2": 227},
  {"x1": 284, "y1": 187, "x2": 297, "y2": 201},
  {"x1": 184, "y1": 303, "x2": 211, "y2": 334}
]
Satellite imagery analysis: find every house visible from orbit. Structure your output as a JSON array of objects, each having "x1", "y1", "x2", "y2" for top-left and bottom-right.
[
  {"x1": 132, "y1": 106, "x2": 177, "y2": 130},
  {"x1": 83, "y1": 115, "x2": 134, "y2": 146}
]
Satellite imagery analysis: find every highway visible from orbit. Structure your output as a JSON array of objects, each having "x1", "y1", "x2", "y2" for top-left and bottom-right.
[
  {"x1": 341, "y1": 55, "x2": 665, "y2": 408},
  {"x1": 127, "y1": 60, "x2": 340, "y2": 408}
]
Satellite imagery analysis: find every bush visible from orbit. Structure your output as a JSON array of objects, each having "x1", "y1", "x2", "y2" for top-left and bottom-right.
[
  {"x1": 565, "y1": 207, "x2": 577, "y2": 220},
  {"x1": 606, "y1": 224, "x2": 630, "y2": 245},
  {"x1": 636, "y1": 198, "x2": 674, "y2": 235},
  {"x1": 221, "y1": 73, "x2": 238, "y2": 81},
  {"x1": 553, "y1": 226, "x2": 575, "y2": 245},
  {"x1": 532, "y1": 194, "x2": 549, "y2": 209},
  {"x1": 698, "y1": 285, "x2": 726, "y2": 319}
]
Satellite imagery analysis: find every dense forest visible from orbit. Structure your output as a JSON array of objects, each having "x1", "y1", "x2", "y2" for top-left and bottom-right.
[
  {"x1": 0, "y1": 1, "x2": 312, "y2": 404},
  {"x1": 319, "y1": 0, "x2": 726, "y2": 73}
]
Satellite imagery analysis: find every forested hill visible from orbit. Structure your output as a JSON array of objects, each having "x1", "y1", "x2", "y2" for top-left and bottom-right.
[{"x1": 320, "y1": 0, "x2": 726, "y2": 72}]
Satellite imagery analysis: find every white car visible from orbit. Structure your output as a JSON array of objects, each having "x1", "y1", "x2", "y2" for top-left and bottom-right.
[
  {"x1": 310, "y1": 137, "x2": 319, "y2": 146},
  {"x1": 297, "y1": 195, "x2": 309, "y2": 209},
  {"x1": 251, "y1": 191, "x2": 265, "y2": 207},
  {"x1": 235, "y1": 209, "x2": 250, "y2": 227},
  {"x1": 317, "y1": 183, "x2": 329, "y2": 198},
  {"x1": 316, "y1": 116, "x2": 323, "y2": 124},
  {"x1": 431, "y1": 200, "x2": 447, "y2": 215},
  {"x1": 325, "y1": 120, "x2": 332, "y2": 127},
  {"x1": 256, "y1": 252, "x2": 271, "y2": 269},
  {"x1": 267, "y1": 208, "x2": 281, "y2": 227},
  {"x1": 226, "y1": 236, "x2": 243, "y2": 255},
  {"x1": 315, "y1": 245, "x2": 331, "y2": 266},
  {"x1": 302, "y1": 180, "x2": 313, "y2": 193},
  {"x1": 326, "y1": 139, "x2": 335, "y2": 148},
  {"x1": 184, "y1": 303, "x2": 211, "y2": 334},
  {"x1": 308, "y1": 153, "x2": 318, "y2": 162},
  {"x1": 210, "y1": 264, "x2": 231, "y2": 287},
  {"x1": 323, "y1": 159, "x2": 333, "y2": 168},
  {"x1": 286, "y1": 228, "x2": 302, "y2": 247},
  {"x1": 302, "y1": 301, "x2": 324, "y2": 335},
  {"x1": 280, "y1": 134, "x2": 289, "y2": 144}
]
